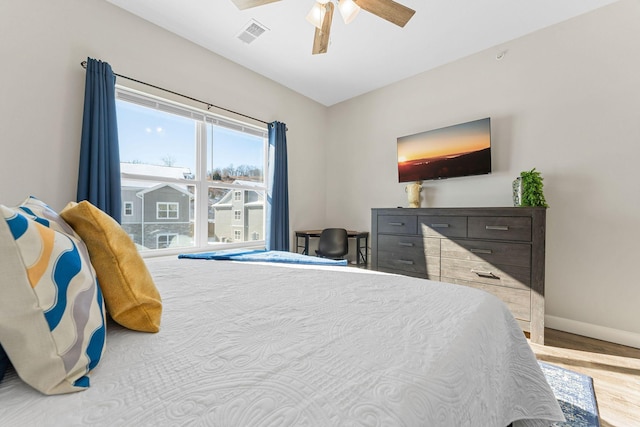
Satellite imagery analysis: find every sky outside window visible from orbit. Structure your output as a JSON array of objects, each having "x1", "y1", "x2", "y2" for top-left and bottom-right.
[
  {"x1": 117, "y1": 100, "x2": 264, "y2": 180},
  {"x1": 117, "y1": 100, "x2": 196, "y2": 170}
]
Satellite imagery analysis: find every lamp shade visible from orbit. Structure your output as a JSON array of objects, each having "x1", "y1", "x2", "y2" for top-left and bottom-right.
[
  {"x1": 338, "y1": 0, "x2": 360, "y2": 24},
  {"x1": 306, "y1": 2, "x2": 327, "y2": 29}
]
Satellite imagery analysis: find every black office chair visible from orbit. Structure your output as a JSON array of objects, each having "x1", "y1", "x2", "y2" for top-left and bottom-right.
[{"x1": 315, "y1": 228, "x2": 349, "y2": 260}]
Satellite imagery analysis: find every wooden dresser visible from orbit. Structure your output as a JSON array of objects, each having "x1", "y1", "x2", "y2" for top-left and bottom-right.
[{"x1": 371, "y1": 207, "x2": 546, "y2": 344}]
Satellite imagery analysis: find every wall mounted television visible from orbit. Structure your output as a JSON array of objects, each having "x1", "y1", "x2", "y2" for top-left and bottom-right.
[{"x1": 397, "y1": 117, "x2": 492, "y2": 182}]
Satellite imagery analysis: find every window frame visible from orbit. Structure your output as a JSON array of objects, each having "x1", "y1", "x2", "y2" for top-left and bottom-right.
[
  {"x1": 156, "y1": 233, "x2": 178, "y2": 249},
  {"x1": 123, "y1": 201, "x2": 133, "y2": 216},
  {"x1": 156, "y1": 202, "x2": 179, "y2": 220},
  {"x1": 115, "y1": 86, "x2": 269, "y2": 257}
]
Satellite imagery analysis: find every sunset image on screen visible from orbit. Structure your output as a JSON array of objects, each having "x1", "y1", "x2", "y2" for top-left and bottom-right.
[{"x1": 397, "y1": 118, "x2": 491, "y2": 182}]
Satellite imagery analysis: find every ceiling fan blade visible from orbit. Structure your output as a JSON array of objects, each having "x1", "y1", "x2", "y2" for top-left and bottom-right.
[
  {"x1": 230, "y1": 0, "x2": 281, "y2": 10},
  {"x1": 312, "y1": 2, "x2": 334, "y2": 55},
  {"x1": 353, "y1": 0, "x2": 415, "y2": 27}
]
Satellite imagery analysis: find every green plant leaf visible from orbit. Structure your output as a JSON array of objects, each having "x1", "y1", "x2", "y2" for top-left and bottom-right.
[{"x1": 519, "y1": 168, "x2": 548, "y2": 207}]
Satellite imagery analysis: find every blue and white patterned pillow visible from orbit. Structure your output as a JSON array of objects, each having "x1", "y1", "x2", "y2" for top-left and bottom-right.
[{"x1": 0, "y1": 197, "x2": 106, "y2": 394}]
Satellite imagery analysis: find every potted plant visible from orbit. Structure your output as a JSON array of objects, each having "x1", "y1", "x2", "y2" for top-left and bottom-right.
[{"x1": 513, "y1": 168, "x2": 548, "y2": 207}]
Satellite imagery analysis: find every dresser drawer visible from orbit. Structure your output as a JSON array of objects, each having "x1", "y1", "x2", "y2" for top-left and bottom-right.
[
  {"x1": 377, "y1": 235, "x2": 440, "y2": 277},
  {"x1": 377, "y1": 267, "x2": 428, "y2": 279},
  {"x1": 378, "y1": 249, "x2": 427, "y2": 274},
  {"x1": 423, "y1": 237, "x2": 441, "y2": 257},
  {"x1": 378, "y1": 215, "x2": 417, "y2": 235},
  {"x1": 440, "y1": 258, "x2": 530, "y2": 290},
  {"x1": 378, "y1": 259, "x2": 439, "y2": 277},
  {"x1": 444, "y1": 278, "x2": 531, "y2": 321},
  {"x1": 468, "y1": 216, "x2": 531, "y2": 241},
  {"x1": 419, "y1": 216, "x2": 467, "y2": 238},
  {"x1": 378, "y1": 234, "x2": 441, "y2": 257},
  {"x1": 378, "y1": 234, "x2": 423, "y2": 252},
  {"x1": 441, "y1": 239, "x2": 531, "y2": 268}
]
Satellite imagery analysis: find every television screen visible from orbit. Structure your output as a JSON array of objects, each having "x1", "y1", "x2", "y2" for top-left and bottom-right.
[{"x1": 397, "y1": 118, "x2": 492, "y2": 182}]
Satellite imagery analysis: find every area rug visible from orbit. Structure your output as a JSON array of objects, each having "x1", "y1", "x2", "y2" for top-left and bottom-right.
[
  {"x1": 178, "y1": 249, "x2": 349, "y2": 266},
  {"x1": 539, "y1": 361, "x2": 600, "y2": 427}
]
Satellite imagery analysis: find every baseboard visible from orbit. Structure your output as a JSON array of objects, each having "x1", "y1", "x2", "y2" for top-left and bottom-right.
[{"x1": 546, "y1": 315, "x2": 640, "y2": 349}]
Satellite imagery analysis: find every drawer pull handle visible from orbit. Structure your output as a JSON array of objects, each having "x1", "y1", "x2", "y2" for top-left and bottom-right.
[
  {"x1": 398, "y1": 242, "x2": 414, "y2": 247},
  {"x1": 471, "y1": 269, "x2": 499, "y2": 279},
  {"x1": 396, "y1": 260, "x2": 415, "y2": 265},
  {"x1": 388, "y1": 222, "x2": 405, "y2": 226},
  {"x1": 431, "y1": 223, "x2": 450, "y2": 228},
  {"x1": 486, "y1": 225, "x2": 509, "y2": 231},
  {"x1": 470, "y1": 248, "x2": 492, "y2": 254}
]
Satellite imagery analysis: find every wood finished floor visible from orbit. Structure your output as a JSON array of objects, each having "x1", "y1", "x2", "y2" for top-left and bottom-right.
[{"x1": 529, "y1": 329, "x2": 640, "y2": 427}]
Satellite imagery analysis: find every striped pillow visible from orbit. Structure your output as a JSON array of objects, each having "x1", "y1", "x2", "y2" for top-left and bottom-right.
[{"x1": 0, "y1": 197, "x2": 106, "y2": 395}]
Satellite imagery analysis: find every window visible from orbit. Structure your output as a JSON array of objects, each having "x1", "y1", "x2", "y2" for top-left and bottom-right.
[
  {"x1": 116, "y1": 87, "x2": 267, "y2": 253},
  {"x1": 123, "y1": 202, "x2": 133, "y2": 216},
  {"x1": 157, "y1": 202, "x2": 179, "y2": 219},
  {"x1": 157, "y1": 233, "x2": 178, "y2": 249}
]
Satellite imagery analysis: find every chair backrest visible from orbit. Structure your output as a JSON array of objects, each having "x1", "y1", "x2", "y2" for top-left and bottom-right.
[{"x1": 317, "y1": 228, "x2": 349, "y2": 259}]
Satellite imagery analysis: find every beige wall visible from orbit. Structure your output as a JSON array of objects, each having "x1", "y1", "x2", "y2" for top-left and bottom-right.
[
  {"x1": 0, "y1": 0, "x2": 327, "y2": 232},
  {"x1": 2, "y1": 0, "x2": 639, "y2": 347},
  {"x1": 326, "y1": 0, "x2": 640, "y2": 347}
]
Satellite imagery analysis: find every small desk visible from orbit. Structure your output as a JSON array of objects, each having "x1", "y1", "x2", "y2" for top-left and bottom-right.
[{"x1": 295, "y1": 230, "x2": 369, "y2": 265}]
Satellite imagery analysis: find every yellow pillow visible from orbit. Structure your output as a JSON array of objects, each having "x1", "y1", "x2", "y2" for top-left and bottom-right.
[{"x1": 61, "y1": 201, "x2": 162, "y2": 333}]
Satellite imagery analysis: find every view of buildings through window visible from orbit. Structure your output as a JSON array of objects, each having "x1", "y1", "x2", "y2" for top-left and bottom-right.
[{"x1": 116, "y1": 87, "x2": 268, "y2": 252}]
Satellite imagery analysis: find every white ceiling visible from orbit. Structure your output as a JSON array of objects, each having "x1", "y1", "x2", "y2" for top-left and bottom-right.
[{"x1": 105, "y1": 0, "x2": 619, "y2": 106}]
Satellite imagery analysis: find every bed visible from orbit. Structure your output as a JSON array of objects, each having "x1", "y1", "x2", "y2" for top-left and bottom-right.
[{"x1": 0, "y1": 255, "x2": 564, "y2": 426}]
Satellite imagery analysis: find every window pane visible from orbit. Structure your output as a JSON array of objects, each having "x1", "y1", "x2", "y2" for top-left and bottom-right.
[
  {"x1": 117, "y1": 87, "x2": 267, "y2": 254},
  {"x1": 117, "y1": 100, "x2": 196, "y2": 173},
  {"x1": 124, "y1": 202, "x2": 133, "y2": 216},
  {"x1": 157, "y1": 202, "x2": 179, "y2": 220},
  {"x1": 121, "y1": 181, "x2": 195, "y2": 251},
  {"x1": 207, "y1": 187, "x2": 264, "y2": 244},
  {"x1": 207, "y1": 124, "x2": 264, "y2": 183},
  {"x1": 157, "y1": 233, "x2": 178, "y2": 249}
]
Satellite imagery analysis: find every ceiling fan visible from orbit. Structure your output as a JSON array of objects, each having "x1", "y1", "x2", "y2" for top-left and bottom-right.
[{"x1": 231, "y1": 0, "x2": 416, "y2": 55}]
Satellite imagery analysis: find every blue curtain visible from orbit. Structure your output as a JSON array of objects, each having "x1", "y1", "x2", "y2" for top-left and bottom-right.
[
  {"x1": 77, "y1": 58, "x2": 121, "y2": 223},
  {"x1": 266, "y1": 121, "x2": 289, "y2": 251}
]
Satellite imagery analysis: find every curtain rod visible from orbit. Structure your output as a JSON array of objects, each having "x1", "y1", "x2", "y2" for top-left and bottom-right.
[{"x1": 80, "y1": 60, "x2": 269, "y2": 126}]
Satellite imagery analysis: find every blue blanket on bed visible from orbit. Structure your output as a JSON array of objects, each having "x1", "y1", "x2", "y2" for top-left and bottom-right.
[{"x1": 178, "y1": 249, "x2": 348, "y2": 266}]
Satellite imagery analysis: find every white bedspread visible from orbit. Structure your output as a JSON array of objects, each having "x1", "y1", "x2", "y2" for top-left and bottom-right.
[{"x1": 0, "y1": 257, "x2": 563, "y2": 426}]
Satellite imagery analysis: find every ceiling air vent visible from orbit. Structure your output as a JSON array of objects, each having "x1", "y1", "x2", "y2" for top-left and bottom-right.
[{"x1": 237, "y1": 19, "x2": 269, "y2": 44}]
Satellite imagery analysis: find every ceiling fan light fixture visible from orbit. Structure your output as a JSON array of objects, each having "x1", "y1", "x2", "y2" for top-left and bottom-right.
[
  {"x1": 306, "y1": 2, "x2": 327, "y2": 29},
  {"x1": 338, "y1": 0, "x2": 360, "y2": 24}
]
